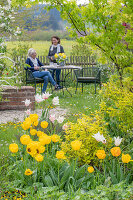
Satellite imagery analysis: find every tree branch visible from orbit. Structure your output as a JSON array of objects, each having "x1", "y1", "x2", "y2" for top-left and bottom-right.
[{"x1": 56, "y1": 0, "x2": 87, "y2": 36}]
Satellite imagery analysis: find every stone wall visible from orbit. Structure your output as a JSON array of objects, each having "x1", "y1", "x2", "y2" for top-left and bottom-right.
[{"x1": 0, "y1": 86, "x2": 35, "y2": 110}]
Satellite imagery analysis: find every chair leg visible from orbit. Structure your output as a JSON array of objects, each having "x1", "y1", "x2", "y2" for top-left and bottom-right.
[
  {"x1": 82, "y1": 83, "x2": 83, "y2": 93},
  {"x1": 95, "y1": 82, "x2": 96, "y2": 94},
  {"x1": 35, "y1": 83, "x2": 36, "y2": 94},
  {"x1": 50, "y1": 83, "x2": 53, "y2": 93},
  {"x1": 100, "y1": 82, "x2": 101, "y2": 89},
  {"x1": 75, "y1": 81, "x2": 78, "y2": 94},
  {"x1": 41, "y1": 83, "x2": 42, "y2": 94}
]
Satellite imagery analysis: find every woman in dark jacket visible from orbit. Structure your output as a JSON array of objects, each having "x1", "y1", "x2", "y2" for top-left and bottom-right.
[
  {"x1": 26, "y1": 48, "x2": 59, "y2": 93},
  {"x1": 48, "y1": 36, "x2": 64, "y2": 88}
]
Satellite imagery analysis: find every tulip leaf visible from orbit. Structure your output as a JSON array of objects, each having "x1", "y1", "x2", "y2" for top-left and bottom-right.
[
  {"x1": 44, "y1": 175, "x2": 54, "y2": 187},
  {"x1": 109, "y1": 171, "x2": 118, "y2": 184}
]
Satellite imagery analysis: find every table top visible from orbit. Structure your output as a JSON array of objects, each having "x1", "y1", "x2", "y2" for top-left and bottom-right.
[{"x1": 41, "y1": 65, "x2": 82, "y2": 70}]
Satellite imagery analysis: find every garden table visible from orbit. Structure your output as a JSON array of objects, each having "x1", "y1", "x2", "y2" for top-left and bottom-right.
[{"x1": 41, "y1": 65, "x2": 82, "y2": 96}]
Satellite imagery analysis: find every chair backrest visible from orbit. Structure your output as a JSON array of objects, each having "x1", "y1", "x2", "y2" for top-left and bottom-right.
[
  {"x1": 74, "y1": 67, "x2": 101, "y2": 79},
  {"x1": 24, "y1": 68, "x2": 35, "y2": 81}
]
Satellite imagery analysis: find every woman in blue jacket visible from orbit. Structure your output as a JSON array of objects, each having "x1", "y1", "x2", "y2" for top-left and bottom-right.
[
  {"x1": 26, "y1": 48, "x2": 59, "y2": 93},
  {"x1": 48, "y1": 36, "x2": 64, "y2": 88}
]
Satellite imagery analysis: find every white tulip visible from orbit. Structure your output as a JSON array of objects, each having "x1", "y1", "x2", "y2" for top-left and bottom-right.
[
  {"x1": 52, "y1": 96, "x2": 59, "y2": 105},
  {"x1": 25, "y1": 109, "x2": 31, "y2": 115},
  {"x1": 35, "y1": 94, "x2": 44, "y2": 103},
  {"x1": 57, "y1": 116, "x2": 65, "y2": 123},
  {"x1": 114, "y1": 136, "x2": 122, "y2": 146},
  {"x1": 92, "y1": 131, "x2": 106, "y2": 144},
  {"x1": 62, "y1": 123, "x2": 69, "y2": 130},
  {"x1": 22, "y1": 99, "x2": 31, "y2": 107},
  {"x1": 49, "y1": 114, "x2": 56, "y2": 123},
  {"x1": 42, "y1": 92, "x2": 52, "y2": 99}
]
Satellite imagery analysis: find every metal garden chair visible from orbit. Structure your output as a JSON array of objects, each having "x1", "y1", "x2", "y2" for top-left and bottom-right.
[
  {"x1": 24, "y1": 68, "x2": 44, "y2": 94},
  {"x1": 74, "y1": 67, "x2": 101, "y2": 94}
]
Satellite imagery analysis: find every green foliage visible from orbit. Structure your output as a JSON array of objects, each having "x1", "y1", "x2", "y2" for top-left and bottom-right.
[{"x1": 99, "y1": 75, "x2": 133, "y2": 139}]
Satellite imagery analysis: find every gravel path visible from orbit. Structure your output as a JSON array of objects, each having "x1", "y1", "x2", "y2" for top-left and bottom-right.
[{"x1": 0, "y1": 108, "x2": 67, "y2": 124}]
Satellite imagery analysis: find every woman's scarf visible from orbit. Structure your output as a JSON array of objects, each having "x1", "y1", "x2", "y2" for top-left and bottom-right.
[
  {"x1": 29, "y1": 56, "x2": 38, "y2": 67},
  {"x1": 50, "y1": 44, "x2": 61, "y2": 53}
]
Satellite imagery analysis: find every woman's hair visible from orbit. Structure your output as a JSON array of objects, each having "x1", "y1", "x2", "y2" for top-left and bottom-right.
[
  {"x1": 51, "y1": 36, "x2": 60, "y2": 44},
  {"x1": 28, "y1": 48, "x2": 36, "y2": 57}
]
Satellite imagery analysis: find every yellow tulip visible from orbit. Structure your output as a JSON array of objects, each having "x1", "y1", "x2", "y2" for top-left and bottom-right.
[
  {"x1": 41, "y1": 121, "x2": 48, "y2": 129},
  {"x1": 88, "y1": 166, "x2": 94, "y2": 173},
  {"x1": 9, "y1": 143, "x2": 18, "y2": 153},
  {"x1": 96, "y1": 150, "x2": 106, "y2": 159},
  {"x1": 111, "y1": 147, "x2": 121, "y2": 157},
  {"x1": 56, "y1": 150, "x2": 66, "y2": 159},
  {"x1": 122, "y1": 153, "x2": 132, "y2": 163},
  {"x1": 25, "y1": 169, "x2": 33, "y2": 176},
  {"x1": 54, "y1": 53, "x2": 58, "y2": 58}
]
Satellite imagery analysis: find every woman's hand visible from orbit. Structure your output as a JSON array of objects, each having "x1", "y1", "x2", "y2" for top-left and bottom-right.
[
  {"x1": 51, "y1": 57, "x2": 53, "y2": 60},
  {"x1": 34, "y1": 66, "x2": 40, "y2": 70}
]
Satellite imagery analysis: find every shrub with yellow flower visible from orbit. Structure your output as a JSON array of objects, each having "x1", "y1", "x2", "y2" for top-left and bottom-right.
[
  {"x1": 56, "y1": 150, "x2": 66, "y2": 159},
  {"x1": 41, "y1": 121, "x2": 48, "y2": 129},
  {"x1": 51, "y1": 134, "x2": 60, "y2": 143},
  {"x1": 96, "y1": 150, "x2": 106, "y2": 159},
  {"x1": 25, "y1": 169, "x2": 33, "y2": 176},
  {"x1": 110, "y1": 147, "x2": 121, "y2": 157},
  {"x1": 20, "y1": 135, "x2": 31, "y2": 145},
  {"x1": 61, "y1": 115, "x2": 110, "y2": 164},
  {"x1": 71, "y1": 140, "x2": 82, "y2": 151},
  {"x1": 122, "y1": 153, "x2": 132, "y2": 163},
  {"x1": 87, "y1": 166, "x2": 94, "y2": 173},
  {"x1": 9, "y1": 143, "x2": 18, "y2": 153}
]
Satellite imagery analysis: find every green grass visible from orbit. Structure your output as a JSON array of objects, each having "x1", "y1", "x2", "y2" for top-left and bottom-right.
[
  {"x1": 6, "y1": 40, "x2": 77, "y2": 57},
  {"x1": 0, "y1": 122, "x2": 22, "y2": 187}
]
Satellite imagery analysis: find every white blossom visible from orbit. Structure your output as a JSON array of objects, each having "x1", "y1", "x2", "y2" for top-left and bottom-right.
[
  {"x1": 35, "y1": 94, "x2": 44, "y2": 103},
  {"x1": 49, "y1": 114, "x2": 56, "y2": 123},
  {"x1": 57, "y1": 116, "x2": 65, "y2": 123},
  {"x1": 92, "y1": 131, "x2": 106, "y2": 144},
  {"x1": 22, "y1": 99, "x2": 31, "y2": 107},
  {"x1": 25, "y1": 109, "x2": 31, "y2": 115},
  {"x1": 42, "y1": 92, "x2": 52, "y2": 99},
  {"x1": 114, "y1": 136, "x2": 122, "y2": 146},
  {"x1": 62, "y1": 123, "x2": 69, "y2": 130},
  {"x1": 52, "y1": 96, "x2": 59, "y2": 105}
]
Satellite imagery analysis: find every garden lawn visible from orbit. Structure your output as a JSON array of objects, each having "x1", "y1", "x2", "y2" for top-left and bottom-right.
[
  {"x1": 35, "y1": 84, "x2": 101, "y2": 121},
  {"x1": 6, "y1": 40, "x2": 77, "y2": 57}
]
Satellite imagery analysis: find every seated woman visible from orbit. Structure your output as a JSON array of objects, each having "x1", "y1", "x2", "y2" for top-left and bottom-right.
[{"x1": 26, "y1": 48, "x2": 59, "y2": 93}]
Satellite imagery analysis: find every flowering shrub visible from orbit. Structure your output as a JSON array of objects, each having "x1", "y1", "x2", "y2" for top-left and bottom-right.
[
  {"x1": 61, "y1": 114, "x2": 111, "y2": 164},
  {"x1": 99, "y1": 76, "x2": 133, "y2": 139}
]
